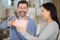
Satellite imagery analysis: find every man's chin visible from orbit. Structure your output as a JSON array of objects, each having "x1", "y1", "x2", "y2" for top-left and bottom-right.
[{"x1": 20, "y1": 15, "x2": 26, "y2": 17}]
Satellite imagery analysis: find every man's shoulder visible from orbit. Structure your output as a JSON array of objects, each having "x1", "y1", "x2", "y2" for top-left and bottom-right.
[
  {"x1": 28, "y1": 17, "x2": 34, "y2": 22},
  {"x1": 28, "y1": 17, "x2": 35, "y2": 25},
  {"x1": 7, "y1": 16, "x2": 14, "y2": 20},
  {"x1": 8, "y1": 16, "x2": 14, "y2": 18}
]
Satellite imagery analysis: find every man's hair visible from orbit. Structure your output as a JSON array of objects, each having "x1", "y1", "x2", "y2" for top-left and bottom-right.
[{"x1": 17, "y1": 0, "x2": 28, "y2": 7}]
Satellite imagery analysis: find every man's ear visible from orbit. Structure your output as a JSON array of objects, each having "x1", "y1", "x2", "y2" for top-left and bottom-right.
[
  {"x1": 27, "y1": 8, "x2": 29, "y2": 12},
  {"x1": 16, "y1": 8, "x2": 19, "y2": 13},
  {"x1": 16, "y1": 8, "x2": 18, "y2": 12}
]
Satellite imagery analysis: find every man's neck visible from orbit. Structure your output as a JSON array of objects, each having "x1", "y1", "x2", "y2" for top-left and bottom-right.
[{"x1": 19, "y1": 16, "x2": 28, "y2": 20}]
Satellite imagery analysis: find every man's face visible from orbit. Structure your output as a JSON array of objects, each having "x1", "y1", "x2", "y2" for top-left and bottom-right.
[{"x1": 17, "y1": 3, "x2": 28, "y2": 17}]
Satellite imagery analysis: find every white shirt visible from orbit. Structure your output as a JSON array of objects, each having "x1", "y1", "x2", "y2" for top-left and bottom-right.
[{"x1": 13, "y1": 18, "x2": 28, "y2": 31}]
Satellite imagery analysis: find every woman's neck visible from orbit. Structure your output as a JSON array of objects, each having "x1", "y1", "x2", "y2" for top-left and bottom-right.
[{"x1": 47, "y1": 18, "x2": 53, "y2": 23}]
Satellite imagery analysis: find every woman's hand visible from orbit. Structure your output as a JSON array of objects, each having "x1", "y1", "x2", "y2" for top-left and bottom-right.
[{"x1": 13, "y1": 19, "x2": 27, "y2": 33}]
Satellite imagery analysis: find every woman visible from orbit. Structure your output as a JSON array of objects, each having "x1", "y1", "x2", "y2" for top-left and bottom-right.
[
  {"x1": 16, "y1": 3, "x2": 59, "y2": 40},
  {"x1": 37, "y1": 3, "x2": 59, "y2": 40}
]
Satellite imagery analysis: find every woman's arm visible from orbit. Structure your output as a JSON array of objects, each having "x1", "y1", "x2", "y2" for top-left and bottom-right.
[
  {"x1": 20, "y1": 31, "x2": 38, "y2": 40},
  {"x1": 38, "y1": 24, "x2": 57, "y2": 40}
]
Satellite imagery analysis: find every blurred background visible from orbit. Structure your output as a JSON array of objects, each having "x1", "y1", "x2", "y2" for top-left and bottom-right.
[{"x1": 0, "y1": 0, "x2": 60, "y2": 40}]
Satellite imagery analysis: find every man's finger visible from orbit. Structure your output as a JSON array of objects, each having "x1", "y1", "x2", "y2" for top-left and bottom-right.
[{"x1": 11, "y1": 16, "x2": 16, "y2": 21}]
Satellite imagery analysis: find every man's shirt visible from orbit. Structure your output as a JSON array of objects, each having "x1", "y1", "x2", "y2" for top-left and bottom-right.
[{"x1": 0, "y1": 16, "x2": 36, "y2": 40}]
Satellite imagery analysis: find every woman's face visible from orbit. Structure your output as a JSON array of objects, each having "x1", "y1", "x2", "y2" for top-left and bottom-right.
[{"x1": 40, "y1": 6, "x2": 50, "y2": 21}]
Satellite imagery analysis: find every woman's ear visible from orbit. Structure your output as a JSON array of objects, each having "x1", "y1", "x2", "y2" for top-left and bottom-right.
[{"x1": 48, "y1": 11, "x2": 51, "y2": 15}]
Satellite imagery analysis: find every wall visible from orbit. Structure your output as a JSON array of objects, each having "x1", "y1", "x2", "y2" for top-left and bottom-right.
[{"x1": 53, "y1": 0, "x2": 60, "y2": 23}]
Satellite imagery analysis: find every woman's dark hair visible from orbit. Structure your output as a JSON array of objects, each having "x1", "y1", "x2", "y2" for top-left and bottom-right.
[{"x1": 41, "y1": 3, "x2": 60, "y2": 29}]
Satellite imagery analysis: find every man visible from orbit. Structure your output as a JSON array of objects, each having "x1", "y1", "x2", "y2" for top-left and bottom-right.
[{"x1": 0, "y1": 0, "x2": 36, "y2": 40}]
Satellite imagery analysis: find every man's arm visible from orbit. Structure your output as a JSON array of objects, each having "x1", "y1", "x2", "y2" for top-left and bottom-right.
[{"x1": 0, "y1": 16, "x2": 14, "y2": 29}]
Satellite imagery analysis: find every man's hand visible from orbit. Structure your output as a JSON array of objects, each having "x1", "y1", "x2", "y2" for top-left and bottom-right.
[{"x1": 7, "y1": 16, "x2": 16, "y2": 27}]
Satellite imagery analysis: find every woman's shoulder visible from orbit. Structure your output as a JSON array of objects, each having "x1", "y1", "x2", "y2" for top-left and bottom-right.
[
  {"x1": 46, "y1": 21, "x2": 59, "y2": 30},
  {"x1": 47, "y1": 21, "x2": 58, "y2": 26},
  {"x1": 51, "y1": 21, "x2": 59, "y2": 27}
]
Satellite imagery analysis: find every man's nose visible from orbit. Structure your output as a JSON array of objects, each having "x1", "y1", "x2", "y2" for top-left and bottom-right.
[{"x1": 21, "y1": 9, "x2": 25, "y2": 11}]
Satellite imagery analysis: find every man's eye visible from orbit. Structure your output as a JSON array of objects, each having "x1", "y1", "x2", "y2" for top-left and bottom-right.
[
  {"x1": 19, "y1": 7, "x2": 22, "y2": 9},
  {"x1": 42, "y1": 10, "x2": 44, "y2": 12},
  {"x1": 24, "y1": 7, "x2": 26, "y2": 8}
]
